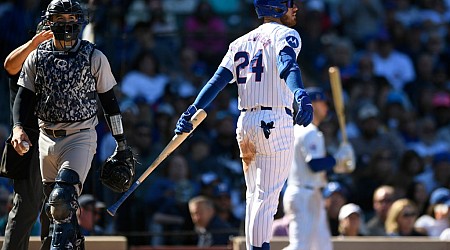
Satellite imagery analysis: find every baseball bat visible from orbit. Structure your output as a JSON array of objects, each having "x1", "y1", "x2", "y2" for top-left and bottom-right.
[
  {"x1": 107, "y1": 109, "x2": 207, "y2": 216},
  {"x1": 328, "y1": 66, "x2": 347, "y2": 143}
]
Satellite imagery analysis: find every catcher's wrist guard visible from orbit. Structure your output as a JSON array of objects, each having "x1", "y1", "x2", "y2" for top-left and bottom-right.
[
  {"x1": 116, "y1": 139, "x2": 127, "y2": 151},
  {"x1": 100, "y1": 146, "x2": 136, "y2": 193}
]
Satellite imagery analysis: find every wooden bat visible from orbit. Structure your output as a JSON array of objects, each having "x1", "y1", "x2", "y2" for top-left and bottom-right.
[
  {"x1": 107, "y1": 109, "x2": 207, "y2": 216},
  {"x1": 328, "y1": 66, "x2": 347, "y2": 143}
]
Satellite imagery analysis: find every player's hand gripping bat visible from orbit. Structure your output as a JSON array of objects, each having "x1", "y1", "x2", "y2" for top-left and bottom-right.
[
  {"x1": 107, "y1": 109, "x2": 207, "y2": 216},
  {"x1": 328, "y1": 66, "x2": 355, "y2": 173}
]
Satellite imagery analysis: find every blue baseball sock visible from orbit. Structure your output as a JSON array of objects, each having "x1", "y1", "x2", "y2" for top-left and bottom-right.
[{"x1": 251, "y1": 242, "x2": 270, "y2": 250}]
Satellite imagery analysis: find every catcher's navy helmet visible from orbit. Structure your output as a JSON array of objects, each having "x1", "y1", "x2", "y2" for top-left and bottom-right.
[
  {"x1": 254, "y1": 0, "x2": 294, "y2": 19},
  {"x1": 43, "y1": 0, "x2": 86, "y2": 48}
]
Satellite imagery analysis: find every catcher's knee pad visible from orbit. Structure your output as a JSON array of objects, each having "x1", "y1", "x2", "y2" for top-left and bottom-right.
[
  {"x1": 48, "y1": 169, "x2": 84, "y2": 250},
  {"x1": 48, "y1": 168, "x2": 81, "y2": 221},
  {"x1": 51, "y1": 219, "x2": 85, "y2": 250}
]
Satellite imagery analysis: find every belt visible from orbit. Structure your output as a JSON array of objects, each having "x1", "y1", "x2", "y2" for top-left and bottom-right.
[
  {"x1": 241, "y1": 106, "x2": 292, "y2": 117},
  {"x1": 43, "y1": 128, "x2": 89, "y2": 138}
]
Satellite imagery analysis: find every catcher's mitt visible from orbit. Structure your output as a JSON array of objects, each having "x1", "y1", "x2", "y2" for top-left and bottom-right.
[{"x1": 100, "y1": 147, "x2": 136, "y2": 193}]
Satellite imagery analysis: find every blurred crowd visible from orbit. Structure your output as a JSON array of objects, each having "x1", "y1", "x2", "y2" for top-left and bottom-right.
[{"x1": 0, "y1": 0, "x2": 450, "y2": 247}]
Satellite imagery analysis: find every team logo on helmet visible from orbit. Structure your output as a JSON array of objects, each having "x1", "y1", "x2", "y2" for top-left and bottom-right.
[
  {"x1": 254, "y1": 0, "x2": 289, "y2": 19},
  {"x1": 286, "y1": 36, "x2": 299, "y2": 48}
]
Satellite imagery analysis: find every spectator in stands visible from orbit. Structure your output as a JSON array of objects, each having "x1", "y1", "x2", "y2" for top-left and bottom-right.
[
  {"x1": 212, "y1": 182, "x2": 242, "y2": 229},
  {"x1": 385, "y1": 198, "x2": 426, "y2": 236},
  {"x1": 346, "y1": 55, "x2": 391, "y2": 117},
  {"x1": 148, "y1": 154, "x2": 198, "y2": 245},
  {"x1": 393, "y1": 150, "x2": 426, "y2": 197},
  {"x1": 352, "y1": 148, "x2": 397, "y2": 211},
  {"x1": 339, "y1": 0, "x2": 386, "y2": 47},
  {"x1": 120, "y1": 50, "x2": 170, "y2": 105},
  {"x1": 415, "y1": 151, "x2": 450, "y2": 194},
  {"x1": 184, "y1": 1, "x2": 228, "y2": 68},
  {"x1": 326, "y1": 37, "x2": 358, "y2": 81},
  {"x1": 323, "y1": 182, "x2": 349, "y2": 236},
  {"x1": 381, "y1": 90, "x2": 412, "y2": 131},
  {"x1": 414, "y1": 187, "x2": 450, "y2": 237},
  {"x1": 403, "y1": 52, "x2": 435, "y2": 110},
  {"x1": 209, "y1": 112, "x2": 241, "y2": 185},
  {"x1": 151, "y1": 103, "x2": 177, "y2": 150},
  {"x1": 407, "y1": 116, "x2": 449, "y2": 167},
  {"x1": 77, "y1": 194, "x2": 105, "y2": 236},
  {"x1": 431, "y1": 91, "x2": 450, "y2": 130},
  {"x1": 184, "y1": 133, "x2": 221, "y2": 179},
  {"x1": 148, "y1": 0, "x2": 180, "y2": 72},
  {"x1": 405, "y1": 181, "x2": 429, "y2": 217},
  {"x1": 338, "y1": 203, "x2": 365, "y2": 237},
  {"x1": 393, "y1": 0, "x2": 422, "y2": 29},
  {"x1": 371, "y1": 30, "x2": 416, "y2": 91},
  {"x1": 170, "y1": 46, "x2": 208, "y2": 98},
  {"x1": 350, "y1": 102, "x2": 405, "y2": 172},
  {"x1": 161, "y1": 0, "x2": 199, "y2": 15},
  {"x1": 366, "y1": 185, "x2": 395, "y2": 236},
  {"x1": 188, "y1": 195, "x2": 235, "y2": 247}
]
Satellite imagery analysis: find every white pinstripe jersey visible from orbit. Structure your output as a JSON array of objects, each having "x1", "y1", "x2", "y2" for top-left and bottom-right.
[
  {"x1": 219, "y1": 22, "x2": 302, "y2": 110},
  {"x1": 288, "y1": 123, "x2": 328, "y2": 188}
]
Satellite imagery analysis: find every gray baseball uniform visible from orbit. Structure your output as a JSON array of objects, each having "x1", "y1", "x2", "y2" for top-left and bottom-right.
[{"x1": 18, "y1": 40, "x2": 116, "y2": 184}]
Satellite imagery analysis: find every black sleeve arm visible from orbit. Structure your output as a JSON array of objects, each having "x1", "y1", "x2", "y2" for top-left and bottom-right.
[
  {"x1": 98, "y1": 88, "x2": 121, "y2": 115},
  {"x1": 13, "y1": 86, "x2": 35, "y2": 128},
  {"x1": 98, "y1": 88, "x2": 126, "y2": 144}
]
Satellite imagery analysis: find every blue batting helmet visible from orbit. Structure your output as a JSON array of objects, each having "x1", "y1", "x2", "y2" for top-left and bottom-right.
[{"x1": 254, "y1": 0, "x2": 292, "y2": 19}]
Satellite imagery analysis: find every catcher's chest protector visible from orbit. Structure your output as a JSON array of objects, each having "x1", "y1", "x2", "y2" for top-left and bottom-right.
[{"x1": 35, "y1": 40, "x2": 98, "y2": 122}]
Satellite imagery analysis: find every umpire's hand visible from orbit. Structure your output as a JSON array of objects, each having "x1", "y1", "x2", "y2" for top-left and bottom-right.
[{"x1": 11, "y1": 125, "x2": 32, "y2": 156}]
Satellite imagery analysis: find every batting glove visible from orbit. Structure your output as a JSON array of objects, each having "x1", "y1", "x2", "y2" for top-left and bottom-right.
[
  {"x1": 333, "y1": 142, "x2": 356, "y2": 173},
  {"x1": 174, "y1": 105, "x2": 197, "y2": 134},
  {"x1": 295, "y1": 89, "x2": 313, "y2": 127}
]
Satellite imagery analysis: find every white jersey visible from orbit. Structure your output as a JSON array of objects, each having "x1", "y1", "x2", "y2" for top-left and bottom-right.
[
  {"x1": 228, "y1": 22, "x2": 301, "y2": 249},
  {"x1": 283, "y1": 123, "x2": 333, "y2": 250},
  {"x1": 288, "y1": 123, "x2": 328, "y2": 188},
  {"x1": 219, "y1": 22, "x2": 301, "y2": 110}
]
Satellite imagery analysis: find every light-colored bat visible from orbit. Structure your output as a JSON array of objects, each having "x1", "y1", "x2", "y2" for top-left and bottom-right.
[
  {"x1": 328, "y1": 66, "x2": 347, "y2": 143},
  {"x1": 107, "y1": 109, "x2": 207, "y2": 216}
]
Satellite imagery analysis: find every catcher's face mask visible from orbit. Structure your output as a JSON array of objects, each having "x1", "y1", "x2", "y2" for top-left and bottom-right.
[
  {"x1": 48, "y1": 14, "x2": 82, "y2": 51},
  {"x1": 43, "y1": 0, "x2": 86, "y2": 52}
]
